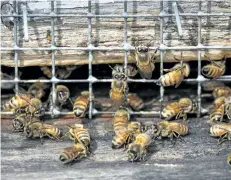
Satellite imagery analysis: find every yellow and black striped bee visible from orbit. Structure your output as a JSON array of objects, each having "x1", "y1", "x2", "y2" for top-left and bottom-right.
[
  {"x1": 110, "y1": 79, "x2": 128, "y2": 102},
  {"x1": 202, "y1": 55, "x2": 226, "y2": 79},
  {"x1": 73, "y1": 91, "x2": 93, "y2": 118},
  {"x1": 162, "y1": 98, "x2": 196, "y2": 121},
  {"x1": 134, "y1": 45, "x2": 158, "y2": 79},
  {"x1": 127, "y1": 93, "x2": 144, "y2": 111},
  {"x1": 126, "y1": 129, "x2": 153, "y2": 162},
  {"x1": 209, "y1": 122, "x2": 231, "y2": 145},
  {"x1": 157, "y1": 61, "x2": 190, "y2": 88},
  {"x1": 153, "y1": 120, "x2": 189, "y2": 141},
  {"x1": 112, "y1": 106, "x2": 130, "y2": 148},
  {"x1": 212, "y1": 86, "x2": 231, "y2": 98},
  {"x1": 227, "y1": 153, "x2": 231, "y2": 166},
  {"x1": 66, "y1": 124, "x2": 91, "y2": 153},
  {"x1": 59, "y1": 143, "x2": 88, "y2": 164},
  {"x1": 24, "y1": 120, "x2": 62, "y2": 140}
]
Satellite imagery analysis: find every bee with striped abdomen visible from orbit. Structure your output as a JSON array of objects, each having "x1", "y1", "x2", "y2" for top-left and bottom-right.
[
  {"x1": 153, "y1": 120, "x2": 189, "y2": 141},
  {"x1": 209, "y1": 122, "x2": 231, "y2": 145},
  {"x1": 202, "y1": 55, "x2": 226, "y2": 79},
  {"x1": 227, "y1": 153, "x2": 231, "y2": 166},
  {"x1": 178, "y1": 97, "x2": 197, "y2": 116},
  {"x1": 110, "y1": 78, "x2": 128, "y2": 102},
  {"x1": 66, "y1": 124, "x2": 91, "y2": 153},
  {"x1": 212, "y1": 86, "x2": 231, "y2": 98},
  {"x1": 59, "y1": 143, "x2": 87, "y2": 164},
  {"x1": 127, "y1": 93, "x2": 144, "y2": 111},
  {"x1": 24, "y1": 120, "x2": 62, "y2": 140},
  {"x1": 126, "y1": 129, "x2": 154, "y2": 162},
  {"x1": 73, "y1": 91, "x2": 93, "y2": 118}
]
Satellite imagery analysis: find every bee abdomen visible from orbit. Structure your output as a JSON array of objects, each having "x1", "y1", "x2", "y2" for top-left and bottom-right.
[
  {"x1": 73, "y1": 97, "x2": 89, "y2": 117},
  {"x1": 209, "y1": 124, "x2": 228, "y2": 137},
  {"x1": 112, "y1": 133, "x2": 128, "y2": 149}
]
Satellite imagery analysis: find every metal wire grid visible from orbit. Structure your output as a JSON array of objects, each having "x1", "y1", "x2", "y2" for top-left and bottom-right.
[{"x1": 1, "y1": 0, "x2": 231, "y2": 118}]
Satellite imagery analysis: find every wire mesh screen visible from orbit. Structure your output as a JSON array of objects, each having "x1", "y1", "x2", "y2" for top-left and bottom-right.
[{"x1": 1, "y1": 0, "x2": 231, "y2": 119}]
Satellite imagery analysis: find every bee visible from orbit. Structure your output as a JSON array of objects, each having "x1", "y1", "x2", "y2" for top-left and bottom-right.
[
  {"x1": 157, "y1": 60, "x2": 190, "y2": 88},
  {"x1": 110, "y1": 79, "x2": 128, "y2": 102},
  {"x1": 25, "y1": 98, "x2": 44, "y2": 119},
  {"x1": 227, "y1": 153, "x2": 231, "y2": 166},
  {"x1": 27, "y1": 79, "x2": 48, "y2": 100},
  {"x1": 24, "y1": 120, "x2": 62, "y2": 140},
  {"x1": 212, "y1": 87, "x2": 231, "y2": 98},
  {"x1": 209, "y1": 96, "x2": 231, "y2": 122},
  {"x1": 3, "y1": 93, "x2": 32, "y2": 113},
  {"x1": 126, "y1": 129, "x2": 153, "y2": 162},
  {"x1": 152, "y1": 120, "x2": 189, "y2": 142},
  {"x1": 59, "y1": 143, "x2": 87, "y2": 164},
  {"x1": 73, "y1": 91, "x2": 93, "y2": 118},
  {"x1": 178, "y1": 97, "x2": 197, "y2": 115},
  {"x1": 112, "y1": 106, "x2": 130, "y2": 148},
  {"x1": 202, "y1": 55, "x2": 226, "y2": 79},
  {"x1": 66, "y1": 124, "x2": 91, "y2": 153},
  {"x1": 202, "y1": 81, "x2": 225, "y2": 92},
  {"x1": 209, "y1": 122, "x2": 231, "y2": 145},
  {"x1": 111, "y1": 65, "x2": 138, "y2": 78},
  {"x1": 12, "y1": 114, "x2": 28, "y2": 132},
  {"x1": 127, "y1": 93, "x2": 144, "y2": 111}
]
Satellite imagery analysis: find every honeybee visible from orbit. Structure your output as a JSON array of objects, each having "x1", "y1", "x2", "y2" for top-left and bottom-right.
[
  {"x1": 12, "y1": 114, "x2": 29, "y2": 132},
  {"x1": 24, "y1": 120, "x2": 62, "y2": 140},
  {"x1": 209, "y1": 96, "x2": 231, "y2": 122},
  {"x1": 3, "y1": 93, "x2": 32, "y2": 113},
  {"x1": 27, "y1": 79, "x2": 48, "y2": 100},
  {"x1": 157, "y1": 60, "x2": 190, "y2": 88},
  {"x1": 59, "y1": 143, "x2": 87, "y2": 164},
  {"x1": 162, "y1": 98, "x2": 196, "y2": 121},
  {"x1": 212, "y1": 87, "x2": 231, "y2": 98},
  {"x1": 111, "y1": 65, "x2": 138, "y2": 78},
  {"x1": 202, "y1": 55, "x2": 226, "y2": 79},
  {"x1": 110, "y1": 79, "x2": 128, "y2": 102},
  {"x1": 126, "y1": 129, "x2": 153, "y2": 162},
  {"x1": 153, "y1": 120, "x2": 189, "y2": 141},
  {"x1": 73, "y1": 91, "x2": 93, "y2": 118},
  {"x1": 112, "y1": 106, "x2": 130, "y2": 148},
  {"x1": 127, "y1": 93, "x2": 144, "y2": 111},
  {"x1": 209, "y1": 122, "x2": 231, "y2": 144},
  {"x1": 66, "y1": 124, "x2": 91, "y2": 153},
  {"x1": 227, "y1": 153, "x2": 231, "y2": 166}
]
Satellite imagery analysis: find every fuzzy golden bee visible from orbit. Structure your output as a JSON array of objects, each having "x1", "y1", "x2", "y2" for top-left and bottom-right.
[
  {"x1": 227, "y1": 153, "x2": 231, "y2": 166},
  {"x1": 212, "y1": 87, "x2": 231, "y2": 98},
  {"x1": 73, "y1": 91, "x2": 92, "y2": 118},
  {"x1": 134, "y1": 45, "x2": 158, "y2": 79},
  {"x1": 127, "y1": 93, "x2": 144, "y2": 111},
  {"x1": 153, "y1": 120, "x2": 189, "y2": 141},
  {"x1": 112, "y1": 106, "x2": 130, "y2": 148},
  {"x1": 126, "y1": 129, "x2": 153, "y2": 162},
  {"x1": 209, "y1": 122, "x2": 231, "y2": 145},
  {"x1": 24, "y1": 120, "x2": 62, "y2": 140},
  {"x1": 110, "y1": 79, "x2": 128, "y2": 102},
  {"x1": 202, "y1": 55, "x2": 226, "y2": 79},
  {"x1": 59, "y1": 143, "x2": 87, "y2": 164},
  {"x1": 66, "y1": 124, "x2": 91, "y2": 153},
  {"x1": 157, "y1": 61, "x2": 190, "y2": 88},
  {"x1": 162, "y1": 98, "x2": 196, "y2": 121}
]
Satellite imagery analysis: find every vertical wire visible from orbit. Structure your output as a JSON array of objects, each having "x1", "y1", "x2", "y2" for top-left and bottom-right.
[
  {"x1": 51, "y1": 0, "x2": 56, "y2": 117},
  {"x1": 159, "y1": 0, "x2": 164, "y2": 119},
  {"x1": 13, "y1": 0, "x2": 19, "y2": 94},
  {"x1": 197, "y1": 1, "x2": 202, "y2": 117},
  {"x1": 88, "y1": 0, "x2": 93, "y2": 119}
]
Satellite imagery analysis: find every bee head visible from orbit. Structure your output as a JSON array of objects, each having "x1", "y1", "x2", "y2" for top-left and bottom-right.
[
  {"x1": 137, "y1": 46, "x2": 149, "y2": 53},
  {"x1": 12, "y1": 118, "x2": 24, "y2": 131}
]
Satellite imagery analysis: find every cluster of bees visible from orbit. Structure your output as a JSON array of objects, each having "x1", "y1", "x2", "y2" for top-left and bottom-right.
[{"x1": 1, "y1": 42, "x2": 230, "y2": 165}]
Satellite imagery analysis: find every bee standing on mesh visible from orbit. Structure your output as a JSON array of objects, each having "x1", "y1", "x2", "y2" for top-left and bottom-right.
[
  {"x1": 73, "y1": 91, "x2": 93, "y2": 118},
  {"x1": 134, "y1": 40, "x2": 159, "y2": 79},
  {"x1": 202, "y1": 55, "x2": 226, "y2": 79},
  {"x1": 209, "y1": 122, "x2": 231, "y2": 145},
  {"x1": 126, "y1": 129, "x2": 154, "y2": 162},
  {"x1": 66, "y1": 124, "x2": 91, "y2": 154},
  {"x1": 152, "y1": 120, "x2": 189, "y2": 142},
  {"x1": 59, "y1": 143, "x2": 88, "y2": 164},
  {"x1": 156, "y1": 53, "x2": 190, "y2": 88}
]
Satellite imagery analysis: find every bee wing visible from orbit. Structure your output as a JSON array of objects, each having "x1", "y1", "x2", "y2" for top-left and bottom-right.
[{"x1": 138, "y1": 68, "x2": 152, "y2": 79}]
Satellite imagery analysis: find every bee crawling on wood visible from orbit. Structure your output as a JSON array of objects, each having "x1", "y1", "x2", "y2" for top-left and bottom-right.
[
  {"x1": 126, "y1": 129, "x2": 154, "y2": 162},
  {"x1": 162, "y1": 97, "x2": 197, "y2": 121},
  {"x1": 65, "y1": 124, "x2": 91, "y2": 154},
  {"x1": 202, "y1": 55, "x2": 226, "y2": 79},
  {"x1": 59, "y1": 143, "x2": 88, "y2": 164},
  {"x1": 156, "y1": 53, "x2": 190, "y2": 88},
  {"x1": 152, "y1": 120, "x2": 189, "y2": 142},
  {"x1": 24, "y1": 120, "x2": 62, "y2": 141},
  {"x1": 209, "y1": 122, "x2": 231, "y2": 145}
]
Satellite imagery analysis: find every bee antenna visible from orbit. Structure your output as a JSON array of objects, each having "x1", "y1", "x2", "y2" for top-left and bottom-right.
[{"x1": 108, "y1": 65, "x2": 114, "y2": 71}]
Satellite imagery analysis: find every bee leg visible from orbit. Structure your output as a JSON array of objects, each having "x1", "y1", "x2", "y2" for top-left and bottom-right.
[
  {"x1": 218, "y1": 133, "x2": 228, "y2": 145},
  {"x1": 39, "y1": 133, "x2": 44, "y2": 144}
]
